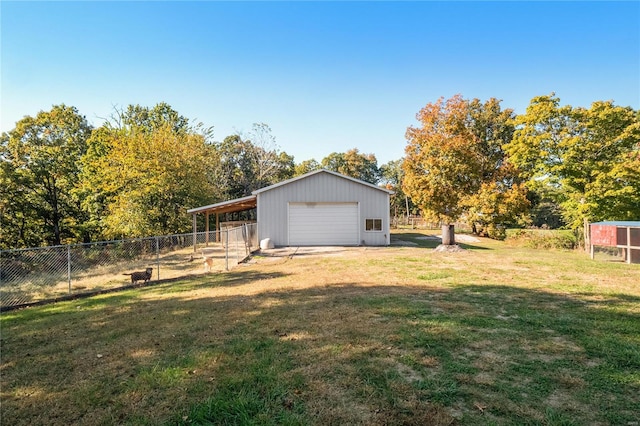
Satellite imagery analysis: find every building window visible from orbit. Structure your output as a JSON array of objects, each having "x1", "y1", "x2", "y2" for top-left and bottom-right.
[{"x1": 365, "y1": 218, "x2": 382, "y2": 232}]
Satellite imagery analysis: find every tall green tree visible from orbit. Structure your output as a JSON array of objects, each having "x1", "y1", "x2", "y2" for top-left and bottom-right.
[
  {"x1": 403, "y1": 95, "x2": 528, "y2": 239},
  {"x1": 215, "y1": 135, "x2": 261, "y2": 199},
  {"x1": 321, "y1": 148, "x2": 380, "y2": 184},
  {"x1": 117, "y1": 102, "x2": 192, "y2": 135},
  {"x1": 380, "y1": 159, "x2": 415, "y2": 220},
  {"x1": 1, "y1": 105, "x2": 93, "y2": 247},
  {"x1": 0, "y1": 158, "x2": 42, "y2": 249},
  {"x1": 80, "y1": 104, "x2": 217, "y2": 238},
  {"x1": 294, "y1": 159, "x2": 321, "y2": 176},
  {"x1": 505, "y1": 94, "x2": 640, "y2": 234},
  {"x1": 274, "y1": 152, "x2": 296, "y2": 183}
]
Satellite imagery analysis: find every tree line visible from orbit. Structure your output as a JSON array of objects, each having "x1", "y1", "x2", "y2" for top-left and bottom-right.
[
  {"x1": 403, "y1": 94, "x2": 639, "y2": 240},
  {"x1": 0, "y1": 103, "x2": 385, "y2": 249},
  {"x1": 1, "y1": 94, "x2": 638, "y2": 249}
]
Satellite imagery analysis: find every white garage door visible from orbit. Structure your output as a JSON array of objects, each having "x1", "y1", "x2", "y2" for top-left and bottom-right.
[{"x1": 289, "y1": 202, "x2": 359, "y2": 246}]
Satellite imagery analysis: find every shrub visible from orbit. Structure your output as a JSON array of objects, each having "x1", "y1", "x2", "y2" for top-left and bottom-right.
[
  {"x1": 505, "y1": 229, "x2": 578, "y2": 250},
  {"x1": 486, "y1": 224, "x2": 507, "y2": 241},
  {"x1": 472, "y1": 223, "x2": 507, "y2": 240}
]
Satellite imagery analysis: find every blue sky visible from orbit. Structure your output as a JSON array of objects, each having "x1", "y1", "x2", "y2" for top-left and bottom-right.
[{"x1": 2, "y1": 1, "x2": 638, "y2": 164}]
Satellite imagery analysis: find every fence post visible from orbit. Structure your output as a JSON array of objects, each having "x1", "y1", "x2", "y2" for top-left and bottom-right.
[
  {"x1": 155, "y1": 236, "x2": 160, "y2": 280},
  {"x1": 243, "y1": 223, "x2": 248, "y2": 256},
  {"x1": 225, "y1": 229, "x2": 229, "y2": 271},
  {"x1": 67, "y1": 245, "x2": 72, "y2": 293}
]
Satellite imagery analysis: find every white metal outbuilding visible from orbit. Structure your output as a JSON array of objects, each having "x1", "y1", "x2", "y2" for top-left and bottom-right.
[
  {"x1": 254, "y1": 169, "x2": 393, "y2": 247},
  {"x1": 188, "y1": 169, "x2": 393, "y2": 247}
]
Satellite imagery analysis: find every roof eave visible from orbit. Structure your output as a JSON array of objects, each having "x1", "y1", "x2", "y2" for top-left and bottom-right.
[
  {"x1": 252, "y1": 169, "x2": 394, "y2": 195},
  {"x1": 186, "y1": 195, "x2": 257, "y2": 215}
]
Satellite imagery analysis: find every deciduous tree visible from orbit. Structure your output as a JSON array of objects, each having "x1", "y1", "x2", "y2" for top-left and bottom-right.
[
  {"x1": 505, "y1": 94, "x2": 640, "y2": 238},
  {"x1": 117, "y1": 102, "x2": 191, "y2": 135},
  {"x1": 214, "y1": 124, "x2": 294, "y2": 199},
  {"x1": 380, "y1": 159, "x2": 415, "y2": 221},
  {"x1": 1, "y1": 105, "x2": 92, "y2": 247},
  {"x1": 321, "y1": 148, "x2": 380, "y2": 184},
  {"x1": 403, "y1": 95, "x2": 528, "y2": 240},
  {"x1": 294, "y1": 159, "x2": 321, "y2": 176},
  {"x1": 80, "y1": 104, "x2": 217, "y2": 238}
]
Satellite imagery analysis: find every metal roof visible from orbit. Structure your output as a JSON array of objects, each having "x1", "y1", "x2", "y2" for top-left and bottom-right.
[
  {"x1": 187, "y1": 169, "x2": 393, "y2": 215},
  {"x1": 186, "y1": 195, "x2": 257, "y2": 215},
  {"x1": 591, "y1": 221, "x2": 640, "y2": 227},
  {"x1": 252, "y1": 169, "x2": 394, "y2": 195}
]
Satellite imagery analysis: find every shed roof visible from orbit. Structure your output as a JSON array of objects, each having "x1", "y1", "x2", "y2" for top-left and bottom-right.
[
  {"x1": 591, "y1": 221, "x2": 640, "y2": 227},
  {"x1": 186, "y1": 195, "x2": 257, "y2": 215},
  {"x1": 252, "y1": 169, "x2": 394, "y2": 195}
]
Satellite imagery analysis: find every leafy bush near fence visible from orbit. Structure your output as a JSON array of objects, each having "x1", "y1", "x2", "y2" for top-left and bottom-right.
[
  {"x1": 506, "y1": 228, "x2": 578, "y2": 250},
  {"x1": 472, "y1": 223, "x2": 507, "y2": 240}
]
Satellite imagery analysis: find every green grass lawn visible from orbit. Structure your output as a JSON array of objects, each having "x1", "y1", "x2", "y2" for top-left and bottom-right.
[{"x1": 1, "y1": 231, "x2": 639, "y2": 425}]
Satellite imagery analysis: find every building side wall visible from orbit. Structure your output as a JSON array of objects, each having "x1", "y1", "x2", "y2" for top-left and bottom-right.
[{"x1": 257, "y1": 172, "x2": 390, "y2": 246}]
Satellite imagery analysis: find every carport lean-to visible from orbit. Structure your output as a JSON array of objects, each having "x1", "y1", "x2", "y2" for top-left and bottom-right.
[{"x1": 186, "y1": 195, "x2": 257, "y2": 251}]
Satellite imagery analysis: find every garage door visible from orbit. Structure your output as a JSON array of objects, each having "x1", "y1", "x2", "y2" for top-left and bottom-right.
[{"x1": 289, "y1": 202, "x2": 359, "y2": 246}]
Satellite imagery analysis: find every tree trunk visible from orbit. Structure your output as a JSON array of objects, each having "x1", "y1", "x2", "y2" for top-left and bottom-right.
[
  {"x1": 405, "y1": 196, "x2": 409, "y2": 222},
  {"x1": 442, "y1": 224, "x2": 455, "y2": 245},
  {"x1": 583, "y1": 218, "x2": 590, "y2": 253}
]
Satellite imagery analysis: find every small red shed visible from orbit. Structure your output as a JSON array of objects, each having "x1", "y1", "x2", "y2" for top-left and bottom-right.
[{"x1": 590, "y1": 221, "x2": 640, "y2": 264}]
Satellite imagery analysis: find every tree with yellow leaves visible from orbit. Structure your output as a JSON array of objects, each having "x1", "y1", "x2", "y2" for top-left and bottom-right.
[
  {"x1": 403, "y1": 95, "x2": 529, "y2": 241},
  {"x1": 79, "y1": 104, "x2": 218, "y2": 239}
]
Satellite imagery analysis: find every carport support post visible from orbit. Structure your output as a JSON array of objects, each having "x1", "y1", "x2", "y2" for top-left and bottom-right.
[
  {"x1": 205, "y1": 212, "x2": 210, "y2": 247},
  {"x1": 192, "y1": 214, "x2": 197, "y2": 252},
  {"x1": 216, "y1": 213, "x2": 220, "y2": 242},
  {"x1": 225, "y1": 228, "x2": 229, "y2": 271}
]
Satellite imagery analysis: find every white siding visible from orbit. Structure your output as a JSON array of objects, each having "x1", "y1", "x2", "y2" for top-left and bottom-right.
[
  {"x1": 256, "y1": 171, "x2": 390, "y2": 247},
  {"x1": 289, "y1": 202, "x2": 359, "y2": 245}
]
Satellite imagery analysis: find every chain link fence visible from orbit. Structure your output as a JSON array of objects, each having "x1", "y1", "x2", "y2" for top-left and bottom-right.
[
  {"x1": 0, "y1": 223, "x2": 258, "y2": 310},
  {"x1": 391, "y1": 217, "x2": 472, "y2": 233}
]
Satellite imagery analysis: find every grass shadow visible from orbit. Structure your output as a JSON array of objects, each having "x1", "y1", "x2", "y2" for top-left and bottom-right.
[
  {"x1": 4, "y1": 280, "x2": 639, "y2": 424},
  {"x1": 456, "y1": 243, "x2": 491, "y2": 251}
]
